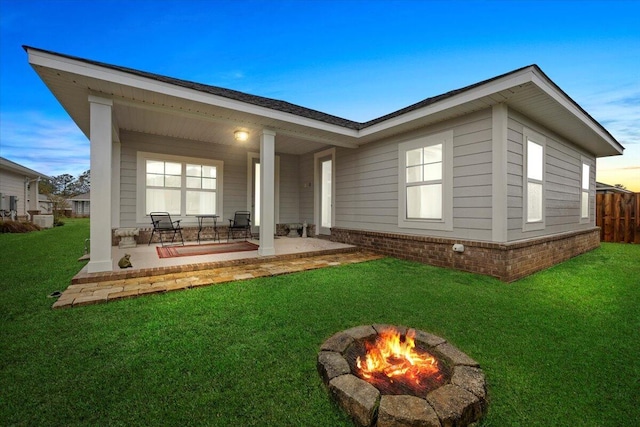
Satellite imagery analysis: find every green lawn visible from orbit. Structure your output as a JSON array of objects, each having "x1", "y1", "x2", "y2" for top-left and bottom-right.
[{"x1": 1, "y1": 218, "x2": 639, "y2": 426}]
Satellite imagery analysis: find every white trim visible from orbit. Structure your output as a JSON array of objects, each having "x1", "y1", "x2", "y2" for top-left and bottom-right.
[
  {"x1": 522, "y1": 128, "x2": 546, "y2": 232},
  {"x1": 314, "y1": 147, "x2": 336, "y2": 235},
  {"x1": 492, "y1": 104, "x2": 509, "y2": 242},
  {"x1": 580, "y1": 156, "x2": 592, "y2": 224},
  {"x1": 136, "y1": 151, "x2": 223, "y2": 225},
  {"x1": 398, "y1": 130, "x2": 453, "y2": 231}
]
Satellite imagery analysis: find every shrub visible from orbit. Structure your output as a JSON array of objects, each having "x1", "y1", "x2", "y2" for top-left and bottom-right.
[{"x1": 0, "y1": 220, "x2": 42, "y2": 233}]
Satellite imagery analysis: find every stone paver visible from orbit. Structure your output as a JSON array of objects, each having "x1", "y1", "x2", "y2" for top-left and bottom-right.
[{"x1": 52, "y1": 251, "x2": 382, "y2": 309}]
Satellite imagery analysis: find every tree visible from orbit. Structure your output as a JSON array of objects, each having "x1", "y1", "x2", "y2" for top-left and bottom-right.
[
  {"x1": 47, "y1": 194, "x2": 69, "y2": 225},
  {"x1": 51, "y1": 174, "x2": 75, "y2": 196},
  {"x1": 38, "y1": 178, "x2": 54, "y2": 195},
  {"x1": 45, "y1": 170, "x2": 91, "y2": 197},
  {"x1": 66, "y1": 170, "x2": 90, "y2": 196},
  {"x1": 614, "y1": 184, "x2": 627, "y2": 190}
]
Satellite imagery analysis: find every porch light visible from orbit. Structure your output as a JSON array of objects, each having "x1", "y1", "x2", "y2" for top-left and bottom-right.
[{"x1": 234, "y1": 130, "x2": 249, "y2": 142}]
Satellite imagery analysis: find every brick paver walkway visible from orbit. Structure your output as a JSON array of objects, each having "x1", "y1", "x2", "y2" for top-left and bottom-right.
[{"x1": 53, "y1": 250, "x2": 383, "y2": 309}]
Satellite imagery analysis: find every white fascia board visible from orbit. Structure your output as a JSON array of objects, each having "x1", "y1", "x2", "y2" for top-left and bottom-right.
[
  {"x1": 27, "y1": 49, "x2": 359, "y2": 140},
  {"x1": 529, "y1": 69, "x2": 623, "y2": 155},
  {"x1": 358, "y1": 68, "x2": 535, "y2": 138}
]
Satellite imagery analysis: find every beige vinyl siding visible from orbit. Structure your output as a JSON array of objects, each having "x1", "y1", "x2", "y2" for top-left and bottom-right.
[
  {"x1": 335, "y1": 141, "x2": 398, "y2": 227},
  {"x1": 119, "y1": 131, "x2": 300, "y2": 228},
  {"x1": 452, "y1": 112, "x2": 493, "y2": 240},
  {"x1": 278, "y1": 153, "x2": 300, "y2": 223},
  {"x1": 334, "y1": 109, "x2": 493, "y2": 241},
  {"x1": 298, "y1": 152, "x2": 314, "y2": 223},
  {"x1": 507, "y1": 111, "x2": 596, "y2": 241},
  {"x1": 0, "y1": 170, "x2": 26, "y2": 216}
]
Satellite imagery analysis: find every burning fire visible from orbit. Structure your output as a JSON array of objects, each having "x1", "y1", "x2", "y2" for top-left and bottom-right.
[{"x1": 355, "y1": 328, "x2": 443, "y2": 394}]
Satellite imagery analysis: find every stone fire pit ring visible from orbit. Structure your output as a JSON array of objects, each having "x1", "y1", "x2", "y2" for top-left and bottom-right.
[{"x1": 317, "y1": 325, "x2": 487, "y2": 427}]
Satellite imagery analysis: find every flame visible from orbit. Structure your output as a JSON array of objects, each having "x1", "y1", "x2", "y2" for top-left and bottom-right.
[{"x1": 356, "y1": 328, "x2": 441, "y2": 390}]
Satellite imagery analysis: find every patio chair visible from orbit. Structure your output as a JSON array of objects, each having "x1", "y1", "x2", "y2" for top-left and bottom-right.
[
  {"x1": 227, "y1": 211, "x2": 251, "y2": 242},
  {"x1": 148, "y1": 212, "x2": 184, "y2": 246}
]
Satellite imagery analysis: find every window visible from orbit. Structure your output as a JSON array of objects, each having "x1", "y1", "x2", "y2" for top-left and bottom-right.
[
  {"x1": 523, "y1": 128, "x2": 545, "y2": 231},
  {"x1": 581, "y1": 161, "x2": 590, "y2": 221},
  {"x1": 137, "y1": 152, "x2": 223, "y2": 222},
  {"x1": 398, "y1": 130, "x2": 453, "y2": 231},
  {"x1": 406, "y1": 144, "x2": 443, "y2": 219}
]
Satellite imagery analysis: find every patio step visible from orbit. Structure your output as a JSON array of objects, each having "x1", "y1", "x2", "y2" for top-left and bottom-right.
[
  {"x1": 54, "y1": 249, "x2": 383, "y2": 309},
  {"x1": 71, "y1": 245, "x2": 361, "y2": 285}
]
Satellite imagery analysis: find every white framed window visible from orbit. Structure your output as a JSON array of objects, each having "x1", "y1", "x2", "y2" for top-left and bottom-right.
[
  {"x1": 398, "y1": 130, "x2": 453, "y2": 231},
  {"x1": 137, "y1": 152, "x2": 223, "y2": 223},
  {"x1": 523, "y1": 128, "x2": 545, "y2": 231},
  {"x1": 580, "y1": 159, "x2": 591, "y2": 222}
]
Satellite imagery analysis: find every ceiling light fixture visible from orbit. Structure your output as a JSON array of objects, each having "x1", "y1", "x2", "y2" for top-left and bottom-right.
[{"x1": 234, "y1": 130, "x2": 249, "y2": 142}]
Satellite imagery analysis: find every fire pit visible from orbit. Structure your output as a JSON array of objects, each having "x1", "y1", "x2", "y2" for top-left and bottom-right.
[{"x1": 317, "y1": 325, "x2": 487, "y2": 427}]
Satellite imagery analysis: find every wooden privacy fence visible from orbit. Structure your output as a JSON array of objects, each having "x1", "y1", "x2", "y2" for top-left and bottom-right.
[{"x1": 596, "y1": 192, "x2": 640, "y2": 243}]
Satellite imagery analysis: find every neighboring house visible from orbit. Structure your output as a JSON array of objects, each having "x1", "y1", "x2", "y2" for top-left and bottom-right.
[
  {"x1": 25, "y1": 46, "x2": 624, "y2": 280},
  {"x1": 596, "y1": 182, "x2": 634, "y2": 195},
  {"x1": 68, "y1": 192, "x2": 91, "y2": 217},
  {"x1": 0, "y1": 156, "x2": 51, "y2": 220}
]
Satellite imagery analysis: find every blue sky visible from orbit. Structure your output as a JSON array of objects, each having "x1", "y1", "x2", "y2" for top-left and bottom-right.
[{"x1": 1, "y1": 0, "x2": 638, "y2": 189}]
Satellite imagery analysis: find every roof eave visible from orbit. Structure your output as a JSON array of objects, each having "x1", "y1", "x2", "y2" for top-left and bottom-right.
[{"x1": 25, "y1": 47, "x2": 623, "y2": 158}]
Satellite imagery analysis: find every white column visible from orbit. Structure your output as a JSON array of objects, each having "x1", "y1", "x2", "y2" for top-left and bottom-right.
[
  {"x1": 258, "y1": 129, "x2": 276, "y2": 256},
  {"x1": 87, "y1": 95, "x2": 113, "y2": 273}
]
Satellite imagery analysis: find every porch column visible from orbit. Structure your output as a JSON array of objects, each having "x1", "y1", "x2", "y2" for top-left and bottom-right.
[
  {"x1": 87, "y1": 95, "x2": 113, "y2": 273},
  {"x1": 258, "y1": 129, "x2": 276, "y2": 256}
]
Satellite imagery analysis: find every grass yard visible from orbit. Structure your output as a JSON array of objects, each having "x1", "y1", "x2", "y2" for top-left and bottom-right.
[{"x1": 1, "y1": 218, "x2": 639, "y2": 426}]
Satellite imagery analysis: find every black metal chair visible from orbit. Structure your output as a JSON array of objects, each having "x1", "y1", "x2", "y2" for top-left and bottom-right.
[
  {"x1": 148, "y1": 212, "x2": 184, "y2": 246},
  {"x1": 227, "y1": 211, "x2": 251, "y2": 242}
]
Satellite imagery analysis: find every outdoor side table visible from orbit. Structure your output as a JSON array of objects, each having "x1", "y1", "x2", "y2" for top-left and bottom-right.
[{"x1": 196, "y1": 215, "x2": 219, "y2": 244}]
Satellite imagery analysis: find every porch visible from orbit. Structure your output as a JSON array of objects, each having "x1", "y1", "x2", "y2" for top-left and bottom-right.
[{"x1": 56, "y1": 237, "x2": 382, "y2": 309}]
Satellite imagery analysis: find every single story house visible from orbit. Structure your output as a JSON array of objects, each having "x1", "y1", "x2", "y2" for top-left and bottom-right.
[
  {"x1": 0, "y1": 156, "x2": 51, "y2": 220},
  {"x1": 68, "y1": 192, "x2": 91, "y2": 217},
  {"x1": 25, "y1": 46, "x2": 624, "y2": 281},
  {"x1": 596, "y1": 182, "x2": 634, "y2": 195}
]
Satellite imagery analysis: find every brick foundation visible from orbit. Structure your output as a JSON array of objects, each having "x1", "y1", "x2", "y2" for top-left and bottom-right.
[{"x1": 330, "y1": 227, "x2": 600, "y2": 282}]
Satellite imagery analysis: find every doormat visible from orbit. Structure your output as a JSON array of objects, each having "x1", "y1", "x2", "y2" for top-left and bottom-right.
[{"x1": 156, "y1": 241, "x2": 259, "y2": 259}]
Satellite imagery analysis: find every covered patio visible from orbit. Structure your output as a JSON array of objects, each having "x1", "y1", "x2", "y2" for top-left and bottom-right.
[{"x1": 25, "y1": 46, "x2": 359, "y2": 277}]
